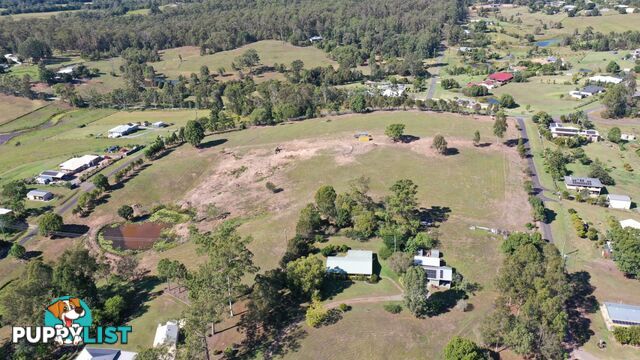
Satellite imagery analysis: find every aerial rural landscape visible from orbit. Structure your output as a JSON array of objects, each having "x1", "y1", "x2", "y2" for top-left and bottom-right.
[{"x1": 0, "y1": 0, "x2": 639, "y2": 359}]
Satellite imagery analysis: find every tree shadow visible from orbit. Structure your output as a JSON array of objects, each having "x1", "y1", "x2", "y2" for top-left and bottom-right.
[
  {"x1": 400, "y1": 135, "x2": 420, "y2": 143},
  {"x1": 475, "y1": 142, "x2": 492, "y2": 148},
  {"x1": 444, "y1": 147, "x2": 459, "y2": 156},
  {"x1": 26, "y1": 206, "x2": 53, "y2": 217},
  {"x1": 424, "y1": 289, "x2": 466, "y2": 317},
  {"x1": 23, "y1": 250, "x2": 43, "y2": 260},
  {"x1": 199, "y1": 138, "x2": 228, "y2": 149},
  {"x1": 322, "y1": 309, "x2": 343, "y2": 326},
  {"x1": 543, "y1": 207, "x2": 557, "y2": 224},
  {"x1": 59, "y1": 224, "x2": 90, "y2": 238},
  {"x1": 321, "y1": 278, "x2": 354, "y2": 301},
  {"x1": 418, "y1": 205, "x2": 451, "y2": 227},
  {"x1": 566, "y1": 271, "x2": 597, "y2": 347}
]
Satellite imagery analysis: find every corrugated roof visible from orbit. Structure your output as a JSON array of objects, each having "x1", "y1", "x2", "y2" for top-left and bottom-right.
[
  {"x1": 27, "y1": 190, "x2": 51, "y2": 197},
  {"x1": 326, "y1": 250, "x2": 373, "y2": 275},
  {"x1": 60, "y1": 155, "x2": 100, "y2": 171},
  {"x1": 0, "y1": 208, "x2": 12, "y2": 215},
  {"x1": 607, "y1": 194, "x2": 631, "y2": 202},
  {"x1": 564, "y1": 176, "x2": 603, "y2": 188},
  {"x1": 604, "y1": 302, "x2": 640, "y2": 324},
  {"x1": 620, "y1": 219, "x2": 640, "y2": 229}
]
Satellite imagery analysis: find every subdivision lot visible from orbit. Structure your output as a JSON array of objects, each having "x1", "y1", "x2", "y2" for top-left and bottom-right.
[{"x1": 77, "y1": 111, "x2": 528, "y2": 355}]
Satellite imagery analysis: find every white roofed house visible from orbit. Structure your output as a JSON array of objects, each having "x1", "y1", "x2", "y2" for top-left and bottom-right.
[
  {"x1": 620, "y1": 219, "x2": 640, "y2": 229},
  {"x1": 153, "y1": 320, "x2": 179, "y2": 359},
  {"x1": 0, "y1": 208, "x2": 12, "y2": 216},
  {"x1": 564, "y1": 176, "x2": 604, "y2": 196},
  {"x1": 413, "y1": 249, "x2": 452, "y2": 288},
  {"x1": 108, "y1": 124, "x2": 139, "y2": 138},
  {"x1": 59, "y1": 155, "x2": 101, "y2": 174},
  {"x1": 549, "y1": 123, "x2": 599, "y2": 142},
  {"x1": 607, "y1": 194, "x2": 632, "y2": 210},
  {"x1": 75, "y1": 347, "x2": 137, "y2": 360},
  {"x1": 588, "y1": 75, "x2": 623, "y2": 85},
  {"x1": 326, "y1": 250, "x2": 373, "y2": 277}
]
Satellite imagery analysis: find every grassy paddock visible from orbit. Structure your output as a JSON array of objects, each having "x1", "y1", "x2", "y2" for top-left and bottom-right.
[{"x1": 0, "y1": 95, "x2": 48, "y2": 126}]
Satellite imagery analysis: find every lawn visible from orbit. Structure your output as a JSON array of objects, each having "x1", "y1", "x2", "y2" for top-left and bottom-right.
[
  {"x1": 491, "y1": 76, "x2": 600, "y2": 116},
  {"x1": 0, "y1": 95, "x2": 48, "y2": 126}
]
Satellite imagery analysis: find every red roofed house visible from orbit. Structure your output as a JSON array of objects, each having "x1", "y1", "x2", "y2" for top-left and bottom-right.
[{"x1": 488, "y1": 72, "x2": 514, "y2": 84}]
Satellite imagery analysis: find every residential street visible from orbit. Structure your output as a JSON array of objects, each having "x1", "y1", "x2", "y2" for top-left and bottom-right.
[{"x1": 516, "y1": 117, "x2": 555, "y2": 243}]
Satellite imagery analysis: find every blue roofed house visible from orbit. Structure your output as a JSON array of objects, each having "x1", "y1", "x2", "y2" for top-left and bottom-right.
[
  {"x1": 601, "y1": 302, "x2": 640, "y2": 330},
  {"x1": 326, "y1": 250, "x2": 373, "y2": 277}
]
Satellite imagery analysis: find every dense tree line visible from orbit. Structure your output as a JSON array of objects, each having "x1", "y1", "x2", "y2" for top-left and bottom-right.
[
  {"x1": 608, "y1": 218, "x2": 640, "y2": 278},
  {"x1": 0, "y1": 0, "x2": 468, "y2": 61},
  {"x1": 482, "y1": 232, "x2": 572, "y2": 358}
]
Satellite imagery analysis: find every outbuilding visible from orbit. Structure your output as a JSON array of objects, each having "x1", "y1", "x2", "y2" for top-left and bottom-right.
[
  {"x1": 0, "y1": 208, "x2": 12, "y2": 216},
  {"x1": 108, "y1": 124, "x2": 138, "y2": 138},
  {"x1": 326, "y1": 250, "x2": 373, "y2": 276},
  {"x1": 75, "y1": 347, "x2": 137, "y2": 360},
  {"x1": 59, "y1": 155, "x2": 101, "y2": 174},
  {"x1": 607, "y1": 194, "x2": 632, "y2": 210},
  {"x1": 601, "y1": 302, "x2": 640, "y2": 330},
  {"x1": 620, "y1": 219, "x2": 640, "y2": 229},
  {"x1": 27, "y1": 190, "x2": 53, "y2": 201}
]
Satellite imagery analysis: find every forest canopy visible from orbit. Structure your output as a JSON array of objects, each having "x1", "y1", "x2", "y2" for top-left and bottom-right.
[{"x1": 0, "y1": 0, "x2": 468, "y2": 60}]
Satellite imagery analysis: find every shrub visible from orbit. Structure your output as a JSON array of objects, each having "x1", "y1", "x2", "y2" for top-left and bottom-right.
[
  {"x1": 265, "y1": 181, "x2": 278, "y2": 192},
  {"x1": 369, "y1": 274, "x2": 379, "y2": 283},
  {"x1": 383, "y1": 303, "x2": 402, "y2": 314},
  {"x1": 338, "y1": 303, "x2": 350, "y2": 312},
  {"x1": 378, "y1": 246, "x2": 393, "y2": 260},
  {"x1": 613, "y1": 326, "x2": 640, "y2": 346}
]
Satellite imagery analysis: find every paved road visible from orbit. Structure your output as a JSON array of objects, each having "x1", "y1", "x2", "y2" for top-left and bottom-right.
[
  {"x1": 516, "y1": 117, "x2": 555, "y2": 243},
  {"x1": 426, "y1": 53, "x2": 445, "y2": 100},
  {"x1": 18, "y1": 152, "x2": 146, "y2": 245}
]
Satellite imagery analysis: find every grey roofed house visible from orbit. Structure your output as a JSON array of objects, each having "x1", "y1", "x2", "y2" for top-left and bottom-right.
[
  {"x1": 27, "y1": 190, "x2": 53, "y2": 201},
  {"x1": 581, "y1": 85, "x2": 605, "y2": 95},
  {"x1": 326, "y1": 250, "x2": 373, "y2": 276},
  {"x1": 601, "y1": 302, "x2": 640, "y2": 329},
  {"x1": 564, "y1": 176, "x2": 603, "y2": 188},
  {"x1": 75, "y1": 347, "x2": 137, "y2": 360}
]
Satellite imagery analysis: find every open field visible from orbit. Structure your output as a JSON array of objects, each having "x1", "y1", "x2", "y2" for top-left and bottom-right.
[
  {"x1": 78, "y1": 40, "x2": 338, "y2": 93},
  {"x1": 492, "y1": 76, "x2": 600, "y2": 116},
  {"x1": 0, "y1": 95, "x2": 48, "y2": 126},
  {"x1": 0, "y1": 9, "x2": 82, "y2": 20},
  {"x1": 153, "y1": 41, "x2": 338, "y2": 79}
]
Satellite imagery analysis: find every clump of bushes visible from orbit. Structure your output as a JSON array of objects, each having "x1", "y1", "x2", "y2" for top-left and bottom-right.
[
  {"x1": 320, "y1": 244, "x2": 349, "y2": 257},
  {"x1": 383, "y1": 303, "x2": 402, "y2": 314},
  {"x1": 613, "y1": 326, "x2": 640, "y2": 346},
  {"x1": 148, "y1": 206, "x2": 192, "y2": 224}
]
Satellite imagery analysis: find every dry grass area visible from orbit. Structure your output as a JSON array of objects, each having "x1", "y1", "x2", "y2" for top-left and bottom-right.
[{"x1": 0, "y1": 95, "x2": 48, "y2": 126}]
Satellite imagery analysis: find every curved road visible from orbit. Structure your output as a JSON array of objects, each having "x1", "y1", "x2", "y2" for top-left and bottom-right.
[{"x1": 516, "y1": 117, "x2": 555, "y2": 243}]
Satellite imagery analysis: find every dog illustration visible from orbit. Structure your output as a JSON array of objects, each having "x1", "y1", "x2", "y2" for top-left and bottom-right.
[{"x1": 47, "y1": 298, "x2": 86, "y2": 345}]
